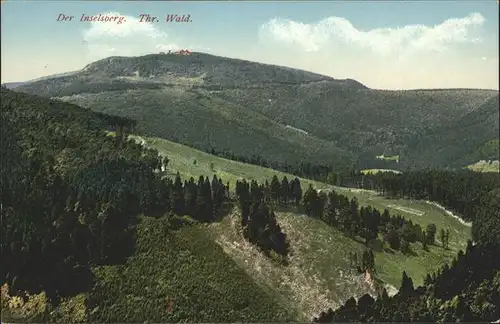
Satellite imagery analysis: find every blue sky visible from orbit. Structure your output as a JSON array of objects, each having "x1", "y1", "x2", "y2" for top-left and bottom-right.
[{"x1": 1, "y1": 1, "x2": 498, "y2": 89}]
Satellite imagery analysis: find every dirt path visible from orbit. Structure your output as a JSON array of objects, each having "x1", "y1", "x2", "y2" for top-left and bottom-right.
[{"x1": 425, "y1": 201, "x2": 472, "y2": 227}]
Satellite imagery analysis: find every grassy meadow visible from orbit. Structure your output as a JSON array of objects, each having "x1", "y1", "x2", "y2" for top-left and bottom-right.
[{"x1": 133, "y1": 133, "x2": 472, "y2": 286}]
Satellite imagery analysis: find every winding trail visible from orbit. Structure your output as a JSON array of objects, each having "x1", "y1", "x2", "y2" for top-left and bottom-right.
[{"x1": 425, "y1": 201, "x2": 472, "y2": 227}]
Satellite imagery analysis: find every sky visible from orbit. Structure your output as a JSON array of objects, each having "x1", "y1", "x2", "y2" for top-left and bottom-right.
[{"x1": 1, "y1": 0, "x2": 499, "y2": 90}]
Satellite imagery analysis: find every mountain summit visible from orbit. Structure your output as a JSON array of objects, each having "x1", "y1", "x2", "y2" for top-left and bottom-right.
[{"x1": 78, "y1": 52, "x2": 369, "y2": 90}]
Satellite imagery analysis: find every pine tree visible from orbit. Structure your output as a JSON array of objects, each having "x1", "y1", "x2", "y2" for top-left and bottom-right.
[
  {"x1": 185, "y1": 177, "x2": 197, "y2": 216},
  {"x1": 303, "y1": 184, "x2": 318, "y2": 217},
  {"x1": 293, "y1": 178, "x2": 302, "y2": 207},
  {"x1": 171, "y1": 172, "x2": 185, "y2": 216},
  {"x1": 426, "y1": 223, "x2": 437, "y2": 245},
  {"x1": 325, "y1": 191, "x2": 337, "y2": 226},
  {"x1": 440, "y1": 228, "x2": 446, "y2": 248},
  {"x1": 281, "y1": 176, "x2": 289, "y2": 206},
  {"x1": 270, "y1": 175, "x2": 281, "y2": 203},
  {"x1": 317, "y1": 191, "x2": 327, "y2": 220},
  {"x1": 445, "y1": 229, "x2": 450, "y2": 249},
  {"x1": 400, "y1": 238, "x2": 410, "y2": 254},
  {"x1": 369, "y1": 249, "x2": 375, "y2": 272},
  {"x1": 250, "y1": 180, "x2": 262, "y2": 203},
  {"x1": 400, "y1": 271, "x2": 414, "y2": 296},
  {"x1": 422, "y1": 239, "x2": 429, "y2": 251},
  {"x1": 362, "y1": 249, "x2": 370, "y2": 272}
]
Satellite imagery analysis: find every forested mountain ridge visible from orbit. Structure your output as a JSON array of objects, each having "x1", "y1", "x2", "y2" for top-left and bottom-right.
[{"x1": 13, "y1": 52, "x2": 499, "y2": 170}]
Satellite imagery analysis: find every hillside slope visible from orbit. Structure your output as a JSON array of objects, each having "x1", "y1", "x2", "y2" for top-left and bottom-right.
[
  {"x1": 87, "y1": 216, "x2": 296, "y2": 322},
  {"x1": 403, "y1": 94, "x2": 500, "y2": 168},
  {"x1": 14, "y1": 53, "x2": 499, "y2": 169}
]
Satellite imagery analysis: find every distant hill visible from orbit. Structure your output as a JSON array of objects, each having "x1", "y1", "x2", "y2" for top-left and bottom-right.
[
  {"x1": 13, "y1": 52, "x2": 499, "y2": 170},
  {"x1": 2, "y1": 70, "x2": 80, "y2": 89},
  {"x1": 2, "y1": 81, "x2": 28, "y2": 89}
]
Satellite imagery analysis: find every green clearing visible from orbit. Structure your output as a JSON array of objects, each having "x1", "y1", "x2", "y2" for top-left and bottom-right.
[
  {"x1": 467, "y1": 160, "x2": 499, "y2": 173},
  {"x1": 134, "y1": 134, "x2": 472, "y2": 289},
  {"x1": 375, "y1": 154, "x2": 400, "y2": 162},
  {"x1": 361, "y1": 169, "x2": 402, "y2": 175}
]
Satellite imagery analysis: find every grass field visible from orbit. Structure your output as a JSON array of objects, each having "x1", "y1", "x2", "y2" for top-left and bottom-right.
[
  {"x1": 467, "y1": 160, "x2": 499, "y2": 173},
  {"x1": 98, "y1": 133, "x2": 472, "y2": 320},
  {"x1": 375, "y1": 155, "x2": 400, "y2": 162},
  {"x1": 361, "y1": 169, "x2": 402, "y2": 175}
]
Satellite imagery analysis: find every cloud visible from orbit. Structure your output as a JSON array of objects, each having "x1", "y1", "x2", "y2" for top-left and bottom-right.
[
  {"x1": 82, "y1": 12, "x2": 204, "y2": 58},
  {"x1": 260, "y1": 12, "x2": 486, "y2": 56},
  {"x1": 156, "y1": 43, "x2": 181, "y2": 52},
  {"x1": 83, "y1": 12, "x2": 167, "y2": 41}
]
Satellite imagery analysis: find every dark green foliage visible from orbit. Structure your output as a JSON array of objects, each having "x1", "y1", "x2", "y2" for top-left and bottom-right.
[
  {"x1": 361, "y1": 249, "x2": 376, "y2": 273},
  {"x1": 303, "y1": 184, "x2": 319, "y2": 217},
  {"x1": 1, "y1": 88, "x2": 163, "y2": 298},
  {"x1": 315, "y1": 243, "x2": 500, "y2": 323},
  {"x1": 171, "y1": 173, "x2": 186, "y2": 215},
  {"x1": 426, "y1": 223, "x2": 437, "y2": 245},
  {"x1": 88, "y1": 216, "x2": 294, "y2": 322},
  {"x1": 291, "y1": 177, "x2": 303, "y2": 207},
  {"x1": 246, "y1": 203, "x2": 289, "y2": 259},
  {"x1": 281, "y1": 176, "x2": 290, "y2": 206},
  {"x1": 235, "y1": 178, "x2": 290, "y2": 260},
  {"x1": 364, "y1": 169, "x2": 499, "y2": 222},
  {"x1": 440, "y1": 228, "x2": 446, "y2": 248},
  {"x1": 360, "y1": 206, "x2": 379, "y2": 244},
  {"x1": 1, "y1": 88, "x2": 232, "y2": 314},
  {"x1": 472, "y1": 188, "x2": 500, "y2": 249},
  {"x1": 399, "y1": 271, "x2": 414, "y2": 296}
]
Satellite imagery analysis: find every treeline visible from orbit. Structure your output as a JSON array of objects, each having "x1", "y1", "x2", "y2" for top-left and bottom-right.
[
  {"x1": 202, "y1": 148, "x2": 499, "y2": 227},
  {"x1": 1, "y1": 88, "x2": 230, "y2": 301},
  {"x1": 313, "y1": 188, "x2": 500, "y2": 322},
  {"x1": 169, "y1": 173, "x2": 229, "y2": 222},
  {"x1": 360, "y1": 170, "x2": 499, "y2": 222},
  {"x1": 208, "y1": 148, "x2": 355, "y2": 185},
  {"x1": 301, "y1": 185, "x2": 441, "y2": 254}
]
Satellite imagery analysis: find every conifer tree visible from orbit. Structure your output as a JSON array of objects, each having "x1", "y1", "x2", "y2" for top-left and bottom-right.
[
  {"x1": 303, "y1": 184, "x2": 318, "y2": 217},
  {"x1": 281, "y1": 176, "x2": 289, "y2": 206},
  {"x1": 292, "y1": 177, "x2": 302, "y2": 207},
  {"x1": 171, "y1": 172, "x2": 185, "y2": 216},
  {"x1": 270, "y1": 175, "x2": 281, "y2": 202},
  {"x1": 400, "y1": 271, "x2": 414, "y2": 296},
  {"x1": 440, "y1": 228, "x2": 446, "y2": 248}
]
